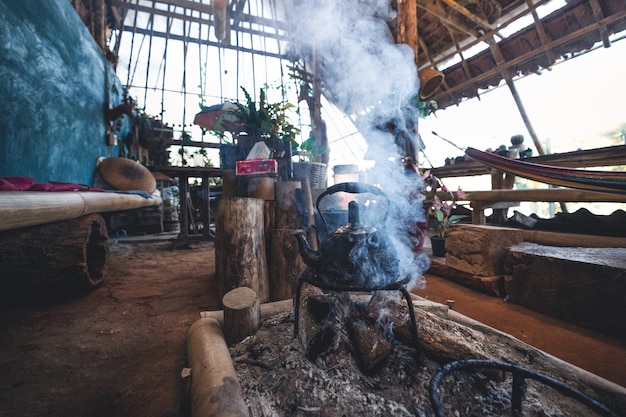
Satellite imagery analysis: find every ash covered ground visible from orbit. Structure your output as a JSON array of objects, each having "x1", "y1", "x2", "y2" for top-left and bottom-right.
[{"x1": 231, "y1": 310, "x2": 593, "y2": 417}]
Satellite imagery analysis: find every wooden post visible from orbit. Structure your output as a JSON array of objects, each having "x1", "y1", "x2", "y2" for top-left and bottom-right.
[
  {"x1": 247, "y1": 177, "x2": 275, "y2": 201},
  {"x1": 0, "y1": 214, "x2": 109, "y2": 291},
  {"x1": 247, "y1": 176, "x2": 276, "y2": 287},
  {"x1": 274, "y1": 181, "x2": 302, "y2": 229},
  {"x1": 221, "y1": 169, "x2": 236, "y2": 197},
  {"x1": 215, "y1": 197, "x2": 269, "y2": 303},
  {"x1": 396, "y1": 0, "x2": 419, "y2": 65},
  {"x1": 269, "y1": 229, "x2": 307, "y2": 301},
  {"x1": 222, "y1": 287, "x2": 261, "y2": 345}
]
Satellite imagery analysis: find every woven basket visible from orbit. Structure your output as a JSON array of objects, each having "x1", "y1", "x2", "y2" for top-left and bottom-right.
[
  {"x1": 292, "y1": 161, "x2": 327, "y2": 189},
  {"x1": 418, "y1": 68, "x2": 445, "y2": 100},
  {"x1": 97, "y1": 157, "x2": 156, "y2": 193}
]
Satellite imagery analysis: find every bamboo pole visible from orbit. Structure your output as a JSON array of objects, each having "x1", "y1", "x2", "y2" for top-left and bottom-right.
[
  {"x1": 187, "y1": 318, "x2": 249, "y2": 417},
  {"x1": 0, "y1": 191, "x2": 162, "y2": 232}
]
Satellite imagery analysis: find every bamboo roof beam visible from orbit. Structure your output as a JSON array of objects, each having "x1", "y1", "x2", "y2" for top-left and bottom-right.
[
  {"x1": 432, "y1": 8, "x2": 626, "y2": 106},
  {"x1": 439, "y1": 0, "x2": 499, "y2": 34},
  {"x1": 487, "y1": 37, "x2": 545, "y2": 155}
]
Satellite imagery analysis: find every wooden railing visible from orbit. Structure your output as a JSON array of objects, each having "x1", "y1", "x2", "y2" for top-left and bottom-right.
[
  {"x1": 430, "y1": 145, "x2": 626, "y2": 178},
  {"x1": 430, "y1": 145, "x2": 626, "y2": 229}
]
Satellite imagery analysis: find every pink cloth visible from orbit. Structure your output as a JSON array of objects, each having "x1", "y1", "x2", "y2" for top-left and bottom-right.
[
  {"x1": 0, "y1": 177, "x2": 102, "y2": 192},
  {"x1": 29, "y1": 181, "x2": 101, "y2": 192},
  {"x1": 0, "y1": 176, "x2": 36, "y2": 191}
]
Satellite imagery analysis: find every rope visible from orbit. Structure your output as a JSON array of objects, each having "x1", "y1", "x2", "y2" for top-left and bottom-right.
[
  {"x1": 431, "y1": 131, "x2": 467, "y2": 152},
  {"x1": 159, "y1": 3, "x2": 173, "y2": 119},
  {"x1": 143, "y1": 9, "x2": 155, "y2": 107},
  {"x1": 247, "y1": 0, "x2": 257, "y2": 97},
  {"x1": 125, "y1": 1, "x2": 139, "y2": 88}
]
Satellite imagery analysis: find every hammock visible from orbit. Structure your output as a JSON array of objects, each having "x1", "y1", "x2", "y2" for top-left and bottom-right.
[{"x1": 464, "y1": 147, "x2": 626, "y2": 194}]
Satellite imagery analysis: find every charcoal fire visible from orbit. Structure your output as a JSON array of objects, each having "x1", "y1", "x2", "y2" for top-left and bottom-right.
[{"x1": 297, "y1": 289, "x2": 416, "y2": 375}]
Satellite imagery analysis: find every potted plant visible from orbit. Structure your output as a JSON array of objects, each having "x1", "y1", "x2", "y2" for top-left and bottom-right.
[
  {"x1": 217, "y1": 87, "x2": 301, "y2": 175},
  {"x1": 401, "y1": 155, "x2": 468, "y2": 255},
  {"x1": 429, "y1": 184, "x2": 467, "y2": 257},
  {"x1": 230, "y1": 86, "x2": 300, "y2": 153}
]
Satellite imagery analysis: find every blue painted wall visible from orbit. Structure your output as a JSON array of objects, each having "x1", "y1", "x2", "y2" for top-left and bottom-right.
[{"x1": 0, "y1": 0, "x2": 122, "y2": 185}]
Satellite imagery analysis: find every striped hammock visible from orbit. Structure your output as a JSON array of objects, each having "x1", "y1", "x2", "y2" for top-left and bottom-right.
[{"x1": 465, "y1": 147, "x2": 626, "y2": 194}]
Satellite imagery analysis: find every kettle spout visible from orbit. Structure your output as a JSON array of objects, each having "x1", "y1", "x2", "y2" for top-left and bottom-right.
[{"x1": 293, "y1": 230, "x2": 321, "y2": 266}]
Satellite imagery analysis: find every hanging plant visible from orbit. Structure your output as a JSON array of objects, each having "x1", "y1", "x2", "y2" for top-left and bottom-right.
[
  {"x1": 228, "y1": 86, "x2": 300, "y2": 154},
  {"x1": 411, "y1": 94, "x2": 438, "y2": 118}
]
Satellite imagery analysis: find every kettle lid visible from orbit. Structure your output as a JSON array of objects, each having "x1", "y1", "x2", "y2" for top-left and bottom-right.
[{"x1": 334, "y1": 201, "x2": 376, "y2": 236}]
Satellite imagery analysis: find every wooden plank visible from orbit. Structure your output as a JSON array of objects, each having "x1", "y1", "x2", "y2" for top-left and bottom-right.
[
  {"x1": 522, "y1": 230, "x2": 626, "y2": 248},
  {"x1": 466, "y1": 188, "x2": 626, "y2": 203},
  {"x1": 457, "y1": 188, "x2": 626, "y2": 225},
  {"x1": 431, "y1": 145, "x2": 626, "y2": 179}
]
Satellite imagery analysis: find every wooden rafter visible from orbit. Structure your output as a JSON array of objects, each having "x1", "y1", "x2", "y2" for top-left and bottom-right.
[
  {"x1": 433, "y1": 2, "x2": 626, "y2": 108},
  {"x1": 589, "y1": 0, "x2": 611, "y2": 47},
  {"x1": 416, "y1": 0, "x2": 481, "y2": 38},
  {"x1": 419, "y1": 0, "x2": 552, "y2": 69},
  {"x1": 524, "y1": 0, "x2": 556, "y2": 68}
]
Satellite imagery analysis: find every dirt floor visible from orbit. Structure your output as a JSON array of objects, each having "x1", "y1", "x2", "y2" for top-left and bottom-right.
[{"x1": 0, "y1": 236, "x2": 625, "y2": 417}]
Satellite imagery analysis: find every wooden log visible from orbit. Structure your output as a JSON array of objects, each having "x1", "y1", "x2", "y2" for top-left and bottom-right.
[
  {"x1": 296, "y1": 282, "x2": 325, "y2": 359},
  {"x1": 274, "y1": 181, "x2": 302, "y2": 229},
  {"x1": 247, "y1": 177, "x2": 275, "y2": 201},
  {"x1": 186, "y1": 318, "x2": 249, "y2": 417},
  {"x1": 504, "y1": 243, "x2": 626, "y2": 341},
  {"x1": 246, "y1": 178, "x2": 275, "y2": 276},
  {"x1": 428, "y1": 257, "x2": 506, "y2": 297},
  {"x1": 445, "y1": 224, "x2": 524, "y2": 276},
  {"x1": 263, "y1": 200, "x2": 275, "y2": 273},
  {"x1": 222, "y1": 287, "x2": 261, "y2": 345},
  {"x1": 0, "y1": 214, "x2": 109, "y2": 291},
  {"x1": 200, "y1": 299, "x2": 293, "y2": 324},
  {"x1": 215, "y1": 197, "x2": 269, "y2": 303},
  {"x1": 269, "y1": 229, "x2": 306, "y2": 301},
  {"x1": 347, "y1": 316, "x2": 393, "y2": 375}
]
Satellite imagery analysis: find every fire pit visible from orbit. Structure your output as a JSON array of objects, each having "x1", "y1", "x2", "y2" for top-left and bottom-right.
[
  {"x1": 293, "y1": 271, "x2": 420, "y2": 351},
  {"x1": 228, "y1": 306, "x2": 626, "y2": 416}
]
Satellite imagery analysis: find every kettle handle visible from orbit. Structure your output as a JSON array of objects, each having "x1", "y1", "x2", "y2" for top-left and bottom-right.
[{"x1": 316, "y1": 182, "x2": 389, "y2": 230}]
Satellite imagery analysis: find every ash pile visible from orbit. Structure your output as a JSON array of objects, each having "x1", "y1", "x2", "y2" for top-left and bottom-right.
[{"x1": 230, "y1": 292, "x2": 602, "y2": 417}]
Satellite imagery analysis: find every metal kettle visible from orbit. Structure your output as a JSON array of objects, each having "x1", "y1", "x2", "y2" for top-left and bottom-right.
[{"x1": 294, "y1": 182, "x2": 400, "y2": 288}]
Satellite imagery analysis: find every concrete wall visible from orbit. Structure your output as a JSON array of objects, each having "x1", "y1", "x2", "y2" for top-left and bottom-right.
[{"x1": 0, "y1": 0, "x2": 123, "y2": 185}]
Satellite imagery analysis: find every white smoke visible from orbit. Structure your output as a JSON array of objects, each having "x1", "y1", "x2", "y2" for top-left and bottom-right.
[
  {"x1": 284, "y1": 0, "x2": 430, "y2": 285},
  {"x1": 285, "y1": 0, "x2": 418, "y2": 118}
]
